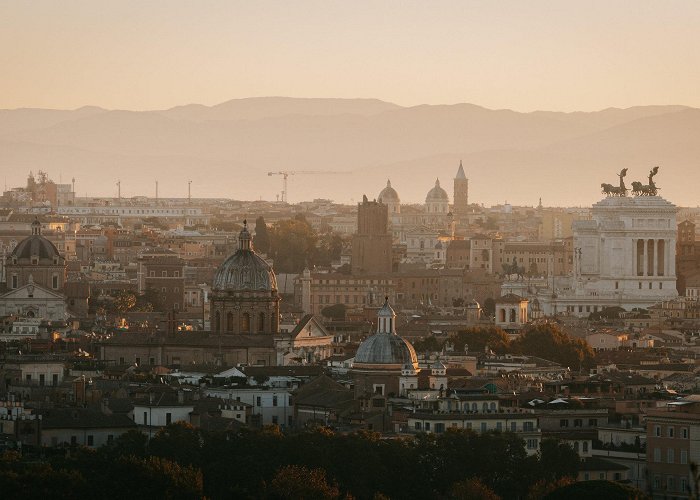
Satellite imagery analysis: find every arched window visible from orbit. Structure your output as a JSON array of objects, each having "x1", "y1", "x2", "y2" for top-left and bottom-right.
[
  {"x1": 226, "y1": 312, "x2": 234, "y2": 332},
  {"x1": 499, "y1": 309, "x2": 506, "y2": 323},
  {"x1": 258, "y1": 312, "x2": 265, "y2": 332},
  {"x1": 573, "y1": 442, "x2": 579, "y2": 452},
  {"x1": 241, "y1": 312, "x2": 250, "y2": 333},
  {"x1": 215, "y1": 311, "x2": 221, "y2": 332}
]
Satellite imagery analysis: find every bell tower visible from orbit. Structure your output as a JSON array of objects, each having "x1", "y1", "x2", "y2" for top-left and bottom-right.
[{"x1": 453, "y1": 160, "x2": 469, "y2": 216}]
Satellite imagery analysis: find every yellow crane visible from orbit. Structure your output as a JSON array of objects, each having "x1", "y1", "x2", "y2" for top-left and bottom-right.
[{"x1": 267, "y1": 170, "x2": 349, "y2": 203}]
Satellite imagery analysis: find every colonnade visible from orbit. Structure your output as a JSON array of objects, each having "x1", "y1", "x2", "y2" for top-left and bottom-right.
[{"x1": 632, "y1": 238, "x2": 674, "y2": 277}]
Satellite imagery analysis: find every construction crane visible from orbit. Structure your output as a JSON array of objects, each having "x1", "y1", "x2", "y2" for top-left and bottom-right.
[{"x1": 267, "y1": 170, "x2": 349, "y2": 203}]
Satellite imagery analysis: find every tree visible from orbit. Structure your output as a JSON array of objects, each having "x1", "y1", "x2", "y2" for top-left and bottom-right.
[
  {"x1": 536, "y1": 439, "x2": 580, "y2": 483},
  {"x1": 451, "y1": 478, "x2": 501, "y2": 500},
  {"x1": 269, "y1": 465, "x2": 340, "y2": 500},
  {"x1": 511, "y1": 324, "x2": 594, "y2": 371},
  {"x1": 542, "y1": 480, "x2": 648, "y2": 500},
  {"x1": 269, "y1": 218, "x2": 317, "y2": 273},
  {"x1": 450, "y1": 326, "x2": 510, "y2": 355},
  {"x1": 413, "y1": 335, "x2": 443, "y2": 353},
  {"x1": 137, "y1": 287, "x2": 165, "y2": 312},
  {"x1": 113, "y1": 290, "x2": 137, "y2": 313},
  {"x1": 254, "y1": 216, "x2": 271, "y2": 254}
]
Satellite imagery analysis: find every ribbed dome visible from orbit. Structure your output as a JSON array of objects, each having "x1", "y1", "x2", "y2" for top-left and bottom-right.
[
  {"x1": 353, "y1": 333, "x2": 418, "y2": 368},
  {"x1": 10, "y1": 219, "x2": 61, "y2": 262},
  {"x1": 378, "y1": 179, "x2": 400, "y2": 203},
  {"x1": 353, "y1": 298, "x2": 418, "y2": 370},
  {"x1": 212, "y1": 221, "x2": 277, "y2": 292},
  {"x1": 426, "y1": 179, "x2": 448, "y2": 202}
]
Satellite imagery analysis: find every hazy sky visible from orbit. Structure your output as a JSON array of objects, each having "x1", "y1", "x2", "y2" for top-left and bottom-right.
[{"x1": 1, "y1": 0, "x2": 699, "y2": 111}]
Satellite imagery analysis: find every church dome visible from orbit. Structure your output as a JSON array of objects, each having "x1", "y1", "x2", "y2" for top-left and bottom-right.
[
  {"x1": 426, "y1": 179, "x2": 448, "y2": 202},
  {"x1": 212, "y1": 221, "x2": 277, "y2": 292},
  {"x1": 378, "y1": 179, "x2": 400, "y2": 203},
  {"x1": 353, "y1": 298, "x2": 418, "y2": 370},
  {"x1": 10, "y1": 219, "x2": 61, "y2": 262}
]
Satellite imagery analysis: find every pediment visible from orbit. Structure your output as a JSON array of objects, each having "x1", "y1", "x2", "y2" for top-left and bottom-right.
[{"x1": 0, "y1": 283, "x2": 65, "y2": 300}]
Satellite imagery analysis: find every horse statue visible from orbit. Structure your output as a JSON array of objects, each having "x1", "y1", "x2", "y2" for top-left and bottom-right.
[
  {"x1": 632, "y1": 166, "x2": 660, "y2": 196},
  {"x1": 601, "y1": 183, "x2": 625, "y2": 197},
  {"x1": 502, "y1": 256, "x2": 525, "y2": 281}
]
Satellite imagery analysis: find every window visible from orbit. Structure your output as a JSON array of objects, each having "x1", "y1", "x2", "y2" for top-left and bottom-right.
[
  {"x1": 119, "y1": 357, "x2": 125, "y2": 365},
  {"x1": 71, "y1": 436, "x2": 77, "y2": 445},
  {"x1": 527, "y1": 439, "x2": 538, "y2": 450},
  {"x1": 582, "y1": 441, "x2": 589, "y2": 452},
  {"x1": 681, "y1": 477, "x2": 688, "y2": 493},
  {"x1": 150, "y1": 271, "x2": 155, "y2": 277},
  {"x1": 682, "y1": 428, "x2": 688, "y2": 439},
  {"x1": 524, "y1": 421, "x2": 534, "y2": 431},
  {"x1": 272, "y1": 396, "x2": 278, "y2": 407},
  {"x1": 655, "y1": 426, "x2": 661, "y2": 437},
  {"x1": 589, "y1": 418, "x2": 598, "y2": 427},
  {"x1": 52, "y1": 374, "x2": 58, "y2": 386},
  {"x1": 272, "y1": 416, "x2": 278, "y2": 425},
  {"x1": 681, "y1": 450, "x2": 688, "y2": 464},
  {"x1": 107, "y1": 435, "x2": 114, "y2": 444},
  {"x1": 653, "y1": 448, "x2": 661, "y2": 462},
  {"x1": 162, "y1": 271, "x2": 167, "y2": 277},
  {"x1": 415, "y1": 422, "x2": 422, "y2": 430},
  {"x1": 560, "y1": 419, "x2": 569, "y2": 428},
  {"x1": 143, "y1": 412, "x2": 148, "y2": 425},
  {"x1": 39, "y1": 374, "x2": 45, "y2": 386},
  {"x1": 26, "y1": 374, "x2": 31, "y2": 382},
  {"x1": 11, "y1": 275, "x2": 17, "y2": 289},
  {"x1": 87, "y1": 435, "x2": 94, "y2": 446},
  {"x1": 166, "y1": 413, "x2": 172, "y2": 425},
  {"x1": 435, "y1": 423, "x2": 445, "y2": 434},
  {"x1": 511, "y1": 422, "x2": 517, "y2": 432},
  {"x1": 496, "y1": 422, "x2": 502, "y2": 431},
  {"x1": 52, "y1": 275, "x2": 58, "y2": 289},
  {"x1": 669, "y1": 427, "x2": 675, "y2": 438},
  {"x1": 480, "y1": 422, "x2": 487, "y2": 433},
  {"x1": 668, "y1": 448, "x2": 675, "y2": 464},
  {"x1": 574, "y1": 419, "x2": 583, "y2": 427},
  {"x1": 256, "y1": 396, "x2": 261, "y2": 407},
  {"x1": 667, "y1": 476, "x2": 675, "y2": 491}
]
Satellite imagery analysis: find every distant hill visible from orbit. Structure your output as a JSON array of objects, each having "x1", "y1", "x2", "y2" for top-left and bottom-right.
[{"x1": 0, "y1": 97, "x2": 697, "y2": 206}]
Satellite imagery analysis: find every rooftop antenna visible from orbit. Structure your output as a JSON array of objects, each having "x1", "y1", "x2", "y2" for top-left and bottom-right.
[
  {"x1": 117, "y1": 179, "x2": 121, "y2": 202},
  {"x1": 188, "y1": 180, "x2": 192, "y2": 204}
]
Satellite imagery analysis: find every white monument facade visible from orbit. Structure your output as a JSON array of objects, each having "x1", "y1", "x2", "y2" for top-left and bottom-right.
[{"x1": 540, "y1": 192, "x2": 677, "y2": 317}]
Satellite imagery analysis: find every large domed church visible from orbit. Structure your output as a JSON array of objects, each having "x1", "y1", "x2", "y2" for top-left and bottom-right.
[
  {"x1": 100, "y1": 221, "x2": 334, "y2": 367},
  {"x1": 0, "y1": 219, "x2": 67, "y2": 321},
  {"x1": 209, "y1": 221, "x2": 280, "y2": 335}
]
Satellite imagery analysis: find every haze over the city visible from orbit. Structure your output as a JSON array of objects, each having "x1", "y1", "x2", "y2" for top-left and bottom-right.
[{"x1": 1, "y1": 0, "x2": 699, "y2": 206}]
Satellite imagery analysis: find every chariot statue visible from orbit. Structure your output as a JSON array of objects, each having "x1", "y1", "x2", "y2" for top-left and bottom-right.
[
  {"x1": 601, "y1": 168, "x2": 628, "y2": 197},
  {"x1": 631, "y1": 166, "x2": 660, "y2": 196}
]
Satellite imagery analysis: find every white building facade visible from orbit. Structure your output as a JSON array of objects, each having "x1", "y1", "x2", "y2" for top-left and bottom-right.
[{"x1": 541, "y1": 194, "x2": 678, "y2": 317}]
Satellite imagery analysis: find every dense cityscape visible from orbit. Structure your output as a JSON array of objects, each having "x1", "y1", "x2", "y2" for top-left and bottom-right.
[
  {"x1": 4, "y1": 2, "x2": 700, "y2": 499},
  {"x1": 0, "y1": 163, "x2": 698, "y2": 499}
]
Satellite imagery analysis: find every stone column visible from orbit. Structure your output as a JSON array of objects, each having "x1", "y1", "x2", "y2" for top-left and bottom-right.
[
  {"x1": 632, "y1": 238, "x2": 637, "y2": 277},
  {"x1": 653, "y1": 239, "x2": 659, "y2": 278},
  {"x1": 643, "y1": 239, "x2": 648, "y2": 276},
  {"x1": 669, "y1": 239, "x2": 676, "y2": 276}
]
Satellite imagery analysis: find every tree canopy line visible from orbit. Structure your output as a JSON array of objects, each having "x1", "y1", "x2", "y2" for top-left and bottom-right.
[
  {"x1": 254, "y1": 215, "x2": 344, "y2": 274},
  {"x1": 0, "y1": 423, "x2": 647, "y2": 500},
  {"x1": 412, "y1": 324, "x2": 595, "y2": 371}
]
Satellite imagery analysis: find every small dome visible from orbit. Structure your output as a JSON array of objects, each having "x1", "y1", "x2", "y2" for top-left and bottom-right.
[
  {"x1": 467, "y1": 299, "x2": 481, "y2": 309},
  {"x1": 353, "y1": 333, "x2": 418, "y2": 368},
  {"x1": 212, "y1": 221, "x2": 277, "y2": 292},
  {"x1": 426, "y1": 179, "x2": 449, "y2": 202},
  {"x1": 353, "y1": 298, "x2": 418, "y2": 370},
  {"x1": 378, "y1": 179, "x2": 400, "y2": 203},
  {"x1": 9, "y1": 219, "x2": 61, "y2": 262}
]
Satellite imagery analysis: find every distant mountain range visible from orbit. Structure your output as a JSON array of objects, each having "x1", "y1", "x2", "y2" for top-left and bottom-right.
[{"x1": 1, "y1": 97, "x2": 698, "y2": 206}]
